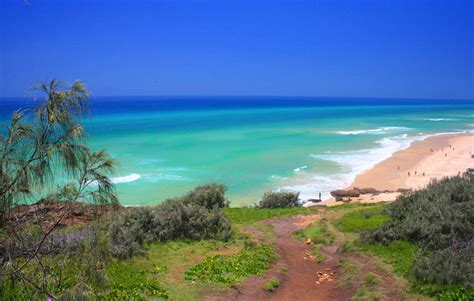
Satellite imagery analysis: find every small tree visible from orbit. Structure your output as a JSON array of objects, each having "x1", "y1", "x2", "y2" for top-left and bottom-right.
[
  {"x1": 258, "y1": 191, "x2": 301, "y2": 208},
  {"x1": 183, "y1": 183, "x2": 229, "y2": 209},
  {"x1": 0, "y1": 80, "x2": 118, "y2": 299}
]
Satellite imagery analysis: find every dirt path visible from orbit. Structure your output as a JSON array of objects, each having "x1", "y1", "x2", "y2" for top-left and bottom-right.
[{"x1": 211, "y1": 213, "x2": 353, "y2": 301}]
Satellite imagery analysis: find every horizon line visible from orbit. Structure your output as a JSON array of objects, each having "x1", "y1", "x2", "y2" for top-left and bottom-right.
[{"x1": 1, "y1": 94, "x2": 473, "y2": 102}]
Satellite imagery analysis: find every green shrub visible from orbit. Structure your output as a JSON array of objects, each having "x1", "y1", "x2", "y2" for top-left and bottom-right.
[
  {"x1": 182, "y1": 183, "x2": 229, "y2": 209},
  {"x1": 184, "y1": 244, "x2": 278, "y2": 284},
  {"x1": 258, "y1": 191, "x2": 301, "y2": 208},
  {"x1": 108, "y1": 208, "x2": 149, "y2": 259},
  {"x1": 413, "y1": 239, "x2": 473, "y2": 287},
  {"x1": 438, "y1": 287, "x2": 474, "y2": 301},
  {"x1": 363, "y1": 174, "x2": 474, "y2": 291},
  {"x1": 109, "y1": 185, "x2": 232, "y2": 259},
  {"x1": 365, "y1": 174, "x2": 473, "y2": 250}
]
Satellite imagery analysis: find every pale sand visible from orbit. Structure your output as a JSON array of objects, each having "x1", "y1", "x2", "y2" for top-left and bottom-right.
[{"x1": 322, "y1": 133, "x2": 474, "y2": 206}]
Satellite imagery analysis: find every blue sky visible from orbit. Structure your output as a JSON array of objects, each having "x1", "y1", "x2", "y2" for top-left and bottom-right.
[{"x1": 0, "y1": 0, "x2": 472, "y2": 99}]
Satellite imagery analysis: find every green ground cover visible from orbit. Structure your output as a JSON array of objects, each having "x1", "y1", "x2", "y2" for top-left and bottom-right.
[
  {"x1": 184, "y1": 244, "x2": 278, "y2": 285},
  {"x1": 223, "y1": 207, "x2": 314, "y2": 225},
  {"x1": 332, "y1": 205, "x2": 391, "y2": 233}
]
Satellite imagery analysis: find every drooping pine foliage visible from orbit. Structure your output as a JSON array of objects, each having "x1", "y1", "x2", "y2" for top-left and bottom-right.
[
  {"x1": 363, "y1": 174, "x2": 474, "y2": 287},
  {"x1": 109, "y1": 184, "x2": 232, "y2": 259},
  {"x1": 0, "y1": 80, "x2": 118, "y2": 300},
  {"x1": 0, "y1": 80, "x2": 118, "y2": 223}
]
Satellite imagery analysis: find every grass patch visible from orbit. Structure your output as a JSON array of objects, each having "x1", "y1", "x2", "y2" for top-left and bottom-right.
[
  {"x1": 360, "y1": 240, "x2": 418, "y2": 277},
  {"x1": 224, "y1": 207, "x2": 314, "y2": 225},
  {"x1": 293, "y1": 219, "x2": 335, "y2": 246},
  {"x1": 316, "y1": 253, "x2": 327, "y2": 263},
  {"x1": 327, "y1": 203, "x2": 387, "y2": 212},
  {"x1": 339, "y1": 260, "x2": 383, "y2": 301},
  {"x1": 333, "y1": 206, "x2": 390, "y2": 233},
  {"x1": 184, "y1": 244, "x2": 278, "y2": 285},
  {"x1": 105, "y1": 239, "x2": 244, "y2": 300},
  {"x1": 279, "y1": 266, "x2": 288, "y2": 273},
  {"x1": 341, "y1": 239, "x2": 356, "y2": 253},
  {"x1": 352, "y1": 273, "x2": 382, "y2": 301},
  {"x1": 263, "y1": 277, "x2": 280, "y2": 292},
  {"x1": 104, "y1": 261, "x2": 168, "y2": 300},
  {"x1": 339, "y1": 258, "x2": 360, "y2": 288},
  {"x1": 293, "y1": 219, "x2": 335, "y2": 263}
]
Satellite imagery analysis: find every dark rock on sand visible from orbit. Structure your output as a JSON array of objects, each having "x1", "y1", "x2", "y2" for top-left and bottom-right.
[
  {"x1": 354, "y1": 187, "x2": 380, "y2": 195},
  {"x1": 330, "y1": 189, "x2": 361, "y2": 198}
]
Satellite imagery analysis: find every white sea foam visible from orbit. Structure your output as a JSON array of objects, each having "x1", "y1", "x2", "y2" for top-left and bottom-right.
[
  {"x1": 335, "y1": 126, "x2": 411, "y2": 135},
  {"x1": 293, "y1": 165, "x2": 308, "y2": 172},
  {"x1": 88, "y1": 173, "x2": 142, "y2": 186},
  {"x1": 145, "y1": 173, "x2": 190, "y2": 182},
  {"x1": 284, "y1": 129, "x2": 474, "y2": 202},
  {"x1": 425, "y1": 118, "x2": 455, "y2": 122},
  {"x1": 282, "y1": 134, "x2": 426, "y2": 201},
  {"x1": 111, "y1": 173, "x2": 141, "y2": 184}
]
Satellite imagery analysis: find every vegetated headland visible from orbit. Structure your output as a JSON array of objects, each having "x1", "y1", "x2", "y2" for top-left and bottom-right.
[{"x1": 1, "y1": 81, "x2": 472, "y2": 300}]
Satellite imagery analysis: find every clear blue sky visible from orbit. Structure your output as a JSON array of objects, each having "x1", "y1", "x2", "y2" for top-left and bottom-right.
[{"x1": 0, "y1": 0, "x2": 472, "y2": 99}]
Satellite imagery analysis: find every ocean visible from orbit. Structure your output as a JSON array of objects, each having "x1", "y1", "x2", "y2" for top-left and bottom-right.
[{"x1": 1, "y1": 96, "x2": 473, "y2": 206}]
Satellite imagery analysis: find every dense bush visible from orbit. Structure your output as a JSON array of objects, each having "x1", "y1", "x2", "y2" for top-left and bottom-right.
[
  {"x1": 109, "y1": 185, "x2": 232, "y2": 259},
  {"x1": 182, "y1": 183, "x2": 229, "y2": 209},
  {"x1": 413, "y1": 239, "x2": 474, "y2": 287},
  {"x1": 258, "y1": 191, "x2": 301, "y2": 208},
  {"x1": 3, "y1": 225, "x2": 99, "y2": 258},
  {"x1": 363, "y1": 174, "x2": 474, "y2": 287}
]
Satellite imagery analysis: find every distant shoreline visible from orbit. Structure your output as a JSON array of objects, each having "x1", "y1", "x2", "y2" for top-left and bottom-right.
[{"x1": 321, "y1": 133, "x2": 473, "y2": 206}]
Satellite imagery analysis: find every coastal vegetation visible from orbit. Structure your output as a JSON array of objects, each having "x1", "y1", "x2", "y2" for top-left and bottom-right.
[
  {"x1": 258, "y1": 191, "x2": 301, "y2": 208},
  {"x1": 0, "y1": 83, "x2": 314, "y2": 299},
  {"x1": 184, "y1": 244, "x2": 277, "y2": 284},
  {"x1": 108, "y1": 184, "x2": 232, "y2": 259},
  {"x1": 223, "y1": 207, "x2": 310, "y2": 224},
  {"x1": 1, "y1": 81, "x2": 472, "y2": 300},
  {"x1": 0, "y1": 80, "x2": 119, "y2": 300},
  {"x1": 362, "y1": 173, "x2": 474, "y2": 299},
  {"x1": 320, "y1": 174, "x2": 474, "y2": 300}
]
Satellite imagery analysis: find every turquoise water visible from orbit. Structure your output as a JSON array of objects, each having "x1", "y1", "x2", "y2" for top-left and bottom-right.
[{"x1": 2, "y1": 97, "x2": 473, "y2": 206}]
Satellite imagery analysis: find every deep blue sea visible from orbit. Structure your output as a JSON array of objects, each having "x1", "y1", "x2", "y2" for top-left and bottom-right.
[{"x1": 1, "y1": 96, "x2": 473, "y2": 206}]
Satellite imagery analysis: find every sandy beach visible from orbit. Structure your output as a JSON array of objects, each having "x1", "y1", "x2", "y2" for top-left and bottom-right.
[{"x1": 324, "y1": 133, "x2": 474, "y2": 206}]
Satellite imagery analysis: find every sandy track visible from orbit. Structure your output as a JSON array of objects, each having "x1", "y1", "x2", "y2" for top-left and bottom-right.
[{"x1": 210, "y1": 214, "x2": 353, "y2": 301}]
